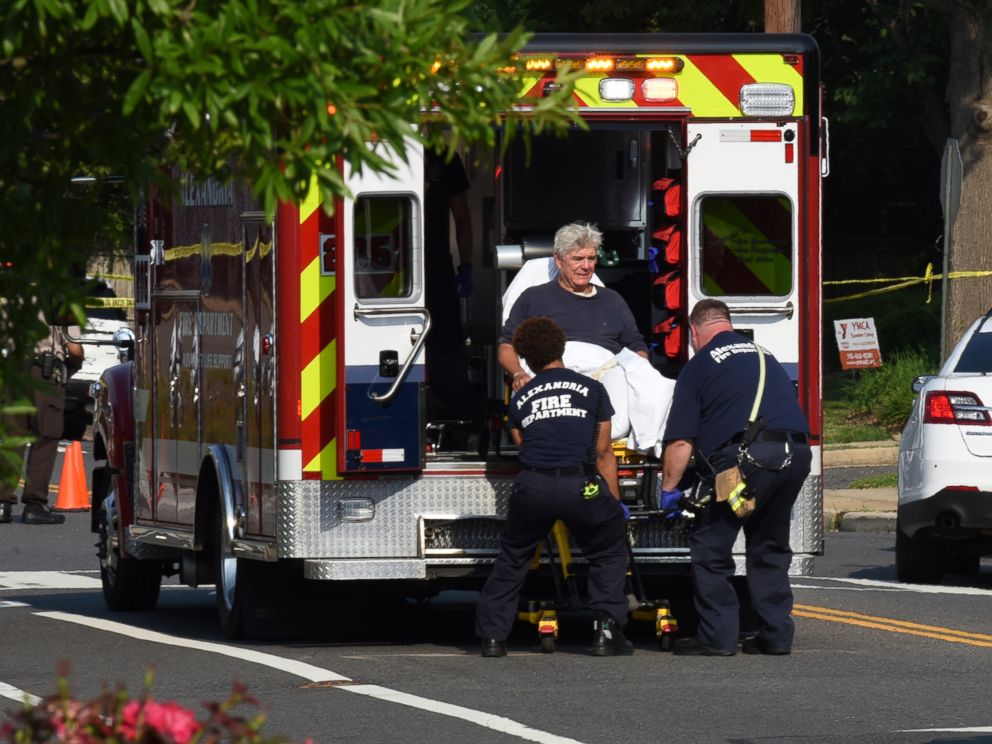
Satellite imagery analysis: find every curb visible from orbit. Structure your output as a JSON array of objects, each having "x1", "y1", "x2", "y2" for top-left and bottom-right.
[
  {"x1": 822, "y1": 445, "x2": 899, "y2": 468},
  {"x1": 825, "y1": 510, "x2": 896, "y2": 534}
]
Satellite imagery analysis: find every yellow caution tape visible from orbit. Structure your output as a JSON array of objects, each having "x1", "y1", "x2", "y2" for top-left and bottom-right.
[
  {"x1": 90, "y1": 273, "x2": 133, "y2": 282},
  {"x1": 85, "y1": 297, "x2": 135, "y2": 308},
  {"x1": 824, "y1": 263, "x2": 992, "y2": 305}
]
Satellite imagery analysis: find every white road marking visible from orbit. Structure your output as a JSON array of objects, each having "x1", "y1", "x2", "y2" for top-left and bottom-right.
[
  {"x1": 0, "y1": 681, "x2": 40, "y2": 706},
  {"x1": 35, "y1": 611, "x2": 585, "y2": 744},
  {"x1": 342, "y1": 685, "x2": 584, "y2": 744},
  {"x1": 898, "y1": 727, "x2": 992, "y2": 733},
  {"x1": 793, "y1": 584, "x2": 906, "y2": 592},
  {"x1": 0, "y1": 601, "x2": 29, "y2": 608},
  {"x1": 36, "y1": 611, "x2": 349, "y2": 682},
  {"x1": 802, "y1": 577, "x2": 992, "y2": 596},
  {"x1": 0, "y1": 572, "x2": 102, "y2": 591},
  {"x1": 343, "y1": 653, "x2": 472, "y2": 659}
]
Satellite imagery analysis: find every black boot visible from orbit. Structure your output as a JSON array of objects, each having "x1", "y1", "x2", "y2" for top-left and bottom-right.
[
  {"x1": 21, "y1": 502, "x2": 65, "y2": 525},
  {"x1": 0, "y1": 502, "x2": 12, "y2": 524},
  {"x1": 591, "y1": 616, "x2": 634, "y2": 656},
  {"x1": 481, "y1": 639, "x2": 507, "y2": 657}
]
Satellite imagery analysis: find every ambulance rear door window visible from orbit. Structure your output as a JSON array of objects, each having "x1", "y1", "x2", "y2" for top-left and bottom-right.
[
  {"x1": 354, "y1": 195, "x2": 414, "y2": 300},
  {"x1": 699, "y1": 194, "x2": 793, "y2": 297}
]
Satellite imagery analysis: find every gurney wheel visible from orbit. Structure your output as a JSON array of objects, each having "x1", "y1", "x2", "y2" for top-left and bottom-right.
[
  {"x1": 658, "y1": 633, "x2": 673, "y2": 652},
  {"x1": 540, "y1": 634, "x2": 556, "y2": 654}
]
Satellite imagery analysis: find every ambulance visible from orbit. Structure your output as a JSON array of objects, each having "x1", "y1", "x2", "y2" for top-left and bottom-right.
[{"x1": 91, "y1": 32, "x2": 827, "y2": 637}]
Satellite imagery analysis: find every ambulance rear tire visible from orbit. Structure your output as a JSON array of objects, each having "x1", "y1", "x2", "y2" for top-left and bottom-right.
[
  {"x1": 214, "y1": 510, "x2": 256, "y2": 639},
  {"x1": 98, "y1": 498, "x2": 162, "y2": 612}
]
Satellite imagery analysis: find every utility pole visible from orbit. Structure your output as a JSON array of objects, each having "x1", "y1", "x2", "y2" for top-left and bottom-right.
[{"x1": 765, "y1": 0, "x2": 801, "y2": 32}]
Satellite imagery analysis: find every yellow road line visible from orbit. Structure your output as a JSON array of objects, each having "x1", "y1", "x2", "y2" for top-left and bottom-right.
[{"x1": 794, "y1": 603, "x2": 992, "y2": 648}]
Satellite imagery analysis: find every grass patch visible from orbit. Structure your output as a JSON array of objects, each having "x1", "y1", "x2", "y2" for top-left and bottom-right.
[
  {"x1": 846, "y1": 472, "x2": 898, "y2": 489},
  {"x1": 823, "y1": 375, "x2": 895, "y2": 444},
  {"x1": 844, "y1": 347, "x2": 937, "y2": 428}
]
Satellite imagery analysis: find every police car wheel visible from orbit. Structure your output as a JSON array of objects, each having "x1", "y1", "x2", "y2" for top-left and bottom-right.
[{"x1": 895, "y1": 517, "x2": 944, "y2": 584}]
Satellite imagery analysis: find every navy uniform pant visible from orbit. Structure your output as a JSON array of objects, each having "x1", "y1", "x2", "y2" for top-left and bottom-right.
[
  {"x1": 690, "y1": 441, "x2": 812, "y2": 653},
  {"x1": 475, "y1": 469, "x2": 630, "y2": 641}
]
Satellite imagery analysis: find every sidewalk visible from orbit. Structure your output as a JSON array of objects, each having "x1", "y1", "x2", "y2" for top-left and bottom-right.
[{"x1": 822, "y1": 440, "x2": 898, "y2": 534}]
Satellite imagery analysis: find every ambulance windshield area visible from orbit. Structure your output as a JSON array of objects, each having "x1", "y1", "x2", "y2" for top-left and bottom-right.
[{"x1": 699, "y1": 193, "x2": 793, "y2": 297}]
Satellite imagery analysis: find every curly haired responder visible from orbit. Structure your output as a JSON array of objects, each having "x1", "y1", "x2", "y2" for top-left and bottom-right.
[{"x1": 475, "y1": 316, "x2": 633, "y2": 657}]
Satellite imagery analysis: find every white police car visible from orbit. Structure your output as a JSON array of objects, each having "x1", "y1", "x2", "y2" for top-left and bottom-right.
[{"x1": 897, "y1": 310, "x2": 992, "y2": 583}]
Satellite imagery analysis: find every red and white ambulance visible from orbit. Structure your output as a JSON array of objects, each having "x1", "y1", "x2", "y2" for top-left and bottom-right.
[{"x1": 91, "y1": 32, "x2": 827, "y2": 636}]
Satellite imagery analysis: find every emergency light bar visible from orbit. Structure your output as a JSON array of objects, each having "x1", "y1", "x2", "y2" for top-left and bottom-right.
[
  {"x1": 586, "y1": 57, "x2": 615, "y2": 72},
  {"x1": 520, "y1": 56, "x2": 683, "y2": 73},
  {"x1": 525, "y1": 58, "x2": 554, "y2": 72},
  {"x1": 740, "y1": 83, "x2": 795, "y2": 116}
]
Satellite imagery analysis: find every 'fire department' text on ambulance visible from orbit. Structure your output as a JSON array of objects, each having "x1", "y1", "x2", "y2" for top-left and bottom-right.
[{"x1": 91, "y1": 33, "x2": 827, "y2": 638}]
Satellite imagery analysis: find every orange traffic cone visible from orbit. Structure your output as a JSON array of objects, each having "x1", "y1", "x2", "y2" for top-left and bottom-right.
[{"x1": 54, "y1": 440, "x2": 90, "y2": 511}]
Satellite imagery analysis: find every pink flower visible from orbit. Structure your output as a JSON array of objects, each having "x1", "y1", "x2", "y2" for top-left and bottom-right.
[
  {"x1": 142, "y1": 700, "x2": 201, "y2": 743},
  {"x1": 120, "y1": 700, "x2": 142, "y2": 739}
]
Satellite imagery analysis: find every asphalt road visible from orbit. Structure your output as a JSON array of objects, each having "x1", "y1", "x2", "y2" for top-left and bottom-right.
[
  {"x1": 2, "y1": 503, "x2": 992, "y2": 744},
  {"x1": 823, "y1": 464, "x2": 897, "y2": 490}
]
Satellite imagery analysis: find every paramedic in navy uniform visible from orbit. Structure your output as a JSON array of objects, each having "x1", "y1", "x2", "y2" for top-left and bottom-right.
[
  {"x1": 498, "y1": 222, "x2": 647, "y2": 392},
  {"x1": 476, "y1": 316, "x2": 633, "y2": 657},
  {"x1": 660, "y1": 299, "x2": 811, "y2": 656}
]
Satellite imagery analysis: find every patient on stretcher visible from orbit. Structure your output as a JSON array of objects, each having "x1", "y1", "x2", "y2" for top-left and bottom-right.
[{"x1": 498, "y1": 224, "x2": 675, "y2": 456}]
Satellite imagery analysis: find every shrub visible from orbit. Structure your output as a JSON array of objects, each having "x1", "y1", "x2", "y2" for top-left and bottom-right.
[
  {"x1": 0, "y1": 668, "x2": 294, "y2": 744},
  {"x1": 844, "y1": 347, "x2": 937, "y2": 428}
]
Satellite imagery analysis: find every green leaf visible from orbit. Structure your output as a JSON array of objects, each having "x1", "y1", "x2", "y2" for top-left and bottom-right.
[
  {"x1": 133, "y1": 19, "x2": 152, "y2": 60},
  {"x1": 122, "y1": 69, "x2": 151, "y2": 115}
]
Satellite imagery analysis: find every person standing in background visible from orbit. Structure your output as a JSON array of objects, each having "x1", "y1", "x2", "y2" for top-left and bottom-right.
[{"x1": 1, "y1": 310, "x2": 83, "y2": 525}]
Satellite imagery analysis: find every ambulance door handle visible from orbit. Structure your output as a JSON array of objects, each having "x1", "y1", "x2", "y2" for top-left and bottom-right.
[
  {"x1": 729, "y1": 302, "x2": 794, "y2": 320},
  {"x1": 353, "y1": 305, "x2": 432, "y2": 404}
]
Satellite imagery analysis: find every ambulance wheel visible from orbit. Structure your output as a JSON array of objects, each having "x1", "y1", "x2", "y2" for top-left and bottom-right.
[
  {"x1": 540, "y1": 634, "x2": 556, "y2": 654},
  {"x1": 214, "y1": 509, "x2": 257, "y2": 640},
  {"x1": 658, "y1": 634, "x2": 673, "y2": 652},
  {"x1": 98, "y1": 496, "x2": 161, "y2": 612}
]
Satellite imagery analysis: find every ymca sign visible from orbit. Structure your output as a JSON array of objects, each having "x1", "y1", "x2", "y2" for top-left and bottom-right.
[{"x1": 833, "y1": 318, "x2": 882, "y2": 370}]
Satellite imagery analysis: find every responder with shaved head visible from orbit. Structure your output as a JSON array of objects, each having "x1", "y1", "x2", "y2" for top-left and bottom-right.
[{"x1": 661, "y1": 299, "x2": 811, "y2": 656}]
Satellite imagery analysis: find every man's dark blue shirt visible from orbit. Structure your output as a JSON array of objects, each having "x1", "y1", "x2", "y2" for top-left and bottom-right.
[{"x1": 663, "y1": 331, "x2": 808, "y2": 457}]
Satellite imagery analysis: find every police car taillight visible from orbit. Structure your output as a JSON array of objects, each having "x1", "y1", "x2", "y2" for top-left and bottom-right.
[
  {"x1": 739, "y1": 83, "x2": 795, "y2": 116},
  {"x1": 924, "y1": 391, "x2": 992, "y2": 425}
]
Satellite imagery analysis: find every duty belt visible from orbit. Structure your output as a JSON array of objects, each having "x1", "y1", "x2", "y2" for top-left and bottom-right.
[
  {"x1": 521, "y1": 464, "x2": 588, "y2": 477},
  {"x1": 730, "y1": 430, "x2": 807, "y2": 446}
]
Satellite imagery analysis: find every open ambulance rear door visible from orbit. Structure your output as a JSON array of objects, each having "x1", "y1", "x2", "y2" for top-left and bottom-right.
[{"x1": 339, "y1": 143, "x2": 427, "y2": 472}]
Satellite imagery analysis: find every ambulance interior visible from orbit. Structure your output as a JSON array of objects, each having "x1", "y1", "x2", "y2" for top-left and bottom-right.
[{"x1": 424, "y1": 122, "x2": 687, "y2": 463}]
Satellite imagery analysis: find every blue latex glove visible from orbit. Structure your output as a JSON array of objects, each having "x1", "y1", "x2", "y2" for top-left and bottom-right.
[
  {"x1": 660, "y1": 488, "x2": 683, "y2": 518},
  {"x1": 618, "y1": 500, "x2": 631, "y2": 521},
  {"x1": 455, "y1": 263, "x2": 473, "y2": 298}
]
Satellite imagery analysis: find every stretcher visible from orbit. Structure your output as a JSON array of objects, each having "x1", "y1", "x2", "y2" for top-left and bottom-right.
[{"x1": 515, "y1": 516, "x2": 679, "y2": 653}]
